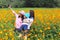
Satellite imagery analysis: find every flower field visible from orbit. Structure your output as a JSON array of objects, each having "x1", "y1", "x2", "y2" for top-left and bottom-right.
[{"x1": 0, "y1": 8, "x2": 60, "y2": 40}]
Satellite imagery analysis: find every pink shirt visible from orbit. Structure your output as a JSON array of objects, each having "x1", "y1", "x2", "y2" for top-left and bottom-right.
[
  {"x1": 15, "y1": 14, "x2": 22, "y2": 28},
  {"x1": 11, "y1": 9, "x2": 23, "y2": 29},
  {"x1": 13, "y1": 13, "x2": 22, "y2": 28}
]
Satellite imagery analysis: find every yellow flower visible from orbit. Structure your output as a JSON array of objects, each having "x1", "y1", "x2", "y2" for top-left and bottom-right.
[
  {"x1": 35, "y1": 34, "x2": 37, "y2": 37},
  {"x1": 9, "y1": 32, "x2": 14, "y2": 37},
  {"x1": 40, "y1": 30, "x2": 43, "y2": 33},
  {"x1": 38, "y1": 38, "x2": 42, "y2": 40},
  {"x1": 0, "y1": 31, "x2": 3, "y2": 34},
  {"x1": 53, "y1": 27, "x2": 56, "y2": 29},
  {"x1": 4, "y1": 29, "x2": 7, "y2": 32},
  {"x1": 4, "y1": 36, "x2": 8, "y2": 40},
  {"x1": 23, "y1": 36, "x2": 27, "y2": 40},
  {"x1": 46, "y1": 22, "x2": 50, "y2": 25},
  {"x1": 1, "y1": 25, "x2": 4, "y2": 28},
  {"x1": 42, "y1": 33, "x2": 45, "y2": 38},
  {"x1": 27, "y1": 34, "x2": 31, "y2": 37},
  {"x1": 0, "y1": 38, "x2": 3, "y2": 40},
  {"x1": 5, "y1": 33, "x2": 8, "y2": 36},
  {"x1": 38, "y1": 39, "x2": 40, "y2": 40},
  {"x1": 12, "y1": 38, "x2": 15, "y2": 40},
  {"x1": 59, "y1": 32, "x2": 60, "y2": 35},
  {"x1": 44, "y1": 27, "x2": 47, "y2": 31},
  {"x1": 28, "y1": 38, "x2": 30, "y2": 40},
  {"x1": 0, "y1": 18, "x2": 1, "y2": 21},
  {"x1": 47, "y1": 26, "x2": 51, "y2": 30}
]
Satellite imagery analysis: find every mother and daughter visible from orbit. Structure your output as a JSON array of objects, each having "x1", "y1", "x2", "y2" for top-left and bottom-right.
[{"x1": 9, "y1": 7, "x2": 35, "y2": 38}]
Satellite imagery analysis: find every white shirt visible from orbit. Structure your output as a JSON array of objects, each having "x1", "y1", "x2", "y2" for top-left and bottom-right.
[
  {"x1": 27, "y1": 18, "x2": 33, "y2": 29},
  {"x1": 22, "y1": 18, "x2": 34, "y2": 29}
]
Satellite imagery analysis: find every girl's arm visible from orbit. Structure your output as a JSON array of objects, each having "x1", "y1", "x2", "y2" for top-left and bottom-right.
[
  {"x1": 10, "y1": 8, "x2": 17, "y2": 16},
  {"x1": 29, "y1": 21, "x2": 33, "y2": 27},
  {"x1": 9, "y1": 6, "x2": 17, "y2": 16},
  {"x1": 29, "y1": 19, "x2": 34, "y2": 27}
]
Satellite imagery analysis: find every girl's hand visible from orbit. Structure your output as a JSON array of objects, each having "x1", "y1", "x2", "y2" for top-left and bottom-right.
[
  {"x1": 8, "y1": 5, "x2": 17, "y2": 16},
  {"x1": 8, "y1": 5, "x2": 13, "y2": 11},
  {"x1": 8, "y1": 5, "x2": 11, "y2": 8}
]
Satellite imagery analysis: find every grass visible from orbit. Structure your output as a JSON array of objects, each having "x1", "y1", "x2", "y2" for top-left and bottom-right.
[
  {"x1": 0, "y1": 8, "x2": 60, "y2": 10},
  {"x1": 0, "y1": 8, "x2": 60, "y2": 40}
]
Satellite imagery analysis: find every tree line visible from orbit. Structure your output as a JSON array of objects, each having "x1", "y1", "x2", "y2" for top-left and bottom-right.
[{"x1": 0, "y1": 0, "x2": 60, "y2": 8}]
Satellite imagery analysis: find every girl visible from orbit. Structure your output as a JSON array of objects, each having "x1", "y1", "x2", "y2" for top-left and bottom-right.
[
  {"x1": 21, "y1": 10, "x2": 34, "y2": 31},
  {"x1": 23, "y1": 10, "x2": 34, "y2": 31},
  {"x1": 18, "y1": 14, "x2": 30, "y2": 39},
  {"x1": 18, "y1": 10, "x2": 35, "y2": 40},
  {"x1": 28, "y1": 10, "x2": 35, "y2": 29},
  {"x1": 9, "y1": 7, "x2": 25, "y2": 32}
]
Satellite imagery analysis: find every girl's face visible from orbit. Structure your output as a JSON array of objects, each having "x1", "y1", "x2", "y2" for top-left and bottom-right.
[
  {"x1": 18, "y1": 13, "x2": 21, "y2": 15},
  {"x1": 24, "y1": 16, "x2": 26, "y2": 19},
  {"x1": 18, "y1": 13, "x2": 22, "y2": 18}
]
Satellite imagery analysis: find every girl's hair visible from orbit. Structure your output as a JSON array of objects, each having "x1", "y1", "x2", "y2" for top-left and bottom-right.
[
  {"x1": 18, "y1": 14, "x2": 24, "y2": 21},
  {"x1": 22, "y1": 15, "x2": 24, "y2": 21},
  {"x1": 29, "y1": 10, "x2": 35, "y2": 19}
]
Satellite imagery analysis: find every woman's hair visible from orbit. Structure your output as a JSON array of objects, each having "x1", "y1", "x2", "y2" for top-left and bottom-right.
[{"x1": 29, "y1": 10, "x2": 35, "y2": 19}]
